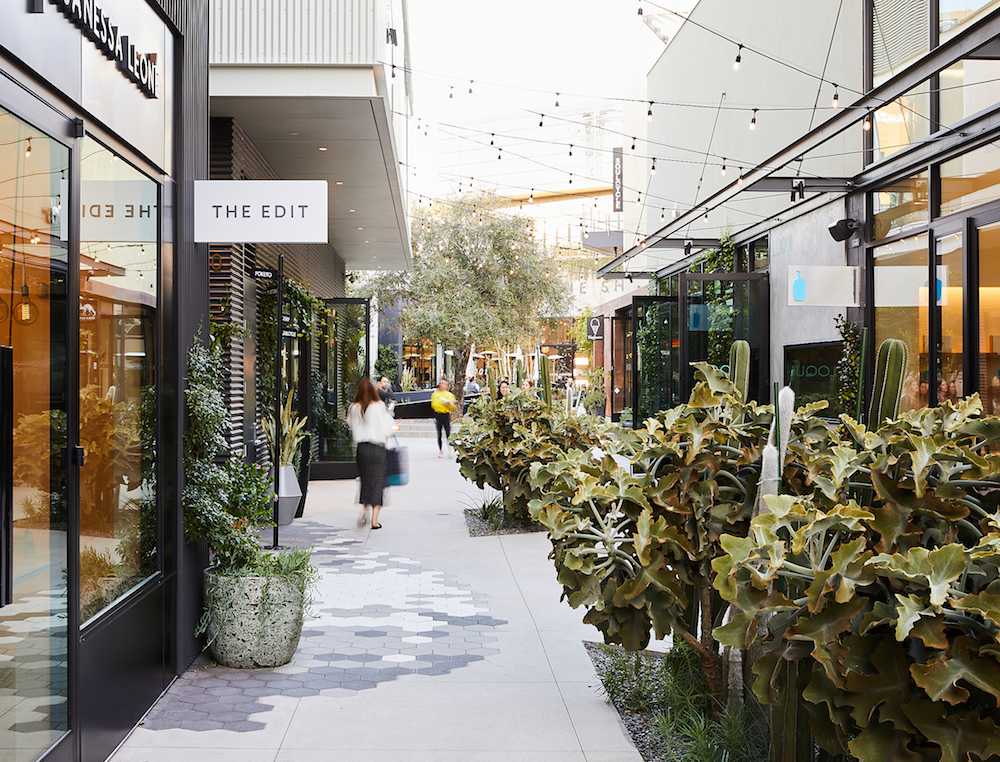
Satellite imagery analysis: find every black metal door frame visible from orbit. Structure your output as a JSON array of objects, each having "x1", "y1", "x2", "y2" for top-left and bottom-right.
[
  {"x1": 629, "y1": 295, "x2": 679, "y2": 422},
  {"x1": 678, "y1": 271, "x2": 770, "y2": 402}
]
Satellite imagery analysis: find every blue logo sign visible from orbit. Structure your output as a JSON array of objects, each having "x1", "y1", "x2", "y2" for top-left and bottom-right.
[{"x1": 792, "y1": 270, "x2": 807, "y2": 303}]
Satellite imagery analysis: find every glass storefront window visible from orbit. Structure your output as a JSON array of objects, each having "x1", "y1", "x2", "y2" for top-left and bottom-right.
[
  {"x1": 873, "y1": 171, "x2": 929, "y2": 240},
  {"x1": 980, "y1": 221, "x2": 1000, "y2": 414},
  {"x1": 936, "y1": 232, "x2": 965, "y2": 401},
  {"x1": 873, "y1": 86, "x2": 932, "y2": 162},
  {"x1": 0, "y1": 104, "x2": 70, "y2": 759},
  {"x1": 873, "y1": 233, "x2": 931, "y2": 411},
  {"x1": 940, "y1": 142, "x2": 1000, "y2": 216},
  {"x1": 939, "y1": 53, "x2": 1000, "y2": 128},
  {"x1": 939, "y1": 0, "x2": 1000, "y2": 40},
  {"x1": 78, "y1": 136, "x2": 158, "y2": 624}
]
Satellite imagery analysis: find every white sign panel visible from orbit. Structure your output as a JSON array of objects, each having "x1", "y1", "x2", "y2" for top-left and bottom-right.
[
  {"x1": 194, "y1": 181, "x2": 328, "y2": 243},
  {"x1": 787, "y1": 266, "x2": 860, "y2": 307},
  {"x1": 874, "y1": 265, "x2": 948, "y2": 307}
]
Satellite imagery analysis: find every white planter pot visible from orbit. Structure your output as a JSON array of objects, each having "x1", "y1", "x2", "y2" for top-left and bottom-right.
[
  {"x1": 203, "y1": 570, "x2": 305, "y2": 668},
  {"x1": 271, "y1": 464, "x2": 302, "y2": 526}
]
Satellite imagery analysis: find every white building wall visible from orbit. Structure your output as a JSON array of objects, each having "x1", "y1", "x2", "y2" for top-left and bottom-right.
[{"x1": 767, "y1": 200, "x2": 850, "y2": 389}]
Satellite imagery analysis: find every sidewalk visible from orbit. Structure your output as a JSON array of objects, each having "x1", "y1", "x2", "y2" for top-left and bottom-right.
[{"x1": 111, "y1": 438, "x2": 641, "y2": 762}]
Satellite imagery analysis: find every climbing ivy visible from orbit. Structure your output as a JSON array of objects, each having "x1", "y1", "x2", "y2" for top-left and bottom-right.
[{"x1": 834, "y1": 313, "x2": 863, "y2": 418}]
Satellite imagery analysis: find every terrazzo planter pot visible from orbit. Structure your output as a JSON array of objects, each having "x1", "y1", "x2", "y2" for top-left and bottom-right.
[
  {"x1": 271, "y1": 464, "x2": 302, "y2": 526},
  {"x1": 203, "y1": 570, "x2": 305, "y2": 669}
]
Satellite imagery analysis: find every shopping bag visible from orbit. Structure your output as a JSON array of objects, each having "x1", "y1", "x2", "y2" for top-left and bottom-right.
[{"x1": 386, "y1": 440, "x2": 409, "y2": 487}]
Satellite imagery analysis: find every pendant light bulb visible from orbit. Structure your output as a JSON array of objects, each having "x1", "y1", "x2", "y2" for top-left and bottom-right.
[
  {"x1": 733, "y1": 44, "x2": 743, "y2": 71},
  {"x1": 749, "y1": 108, "x2": 758, "y2": 130}
]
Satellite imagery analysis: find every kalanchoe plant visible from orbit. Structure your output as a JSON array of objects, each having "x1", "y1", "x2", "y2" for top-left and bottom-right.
[
  {"x1": 713, "y1": 395, "x2": 1000, "y2": 762},
  {"x1": 451, "y1": 391, "x2": 614, "y2": 522}
]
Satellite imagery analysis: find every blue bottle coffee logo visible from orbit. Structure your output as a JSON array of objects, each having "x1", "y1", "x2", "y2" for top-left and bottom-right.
[{"x1": 792, "y1": 270, "x2": 807, "y2": 303}]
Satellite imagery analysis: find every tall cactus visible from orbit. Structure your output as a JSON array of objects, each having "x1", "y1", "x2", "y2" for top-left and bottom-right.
[
  {"x1": 540, "y1": 355, "x2": 553, "y2": 406},
  {"x1": 867, "y1": 337, "x2": 908, "y2": 425},
  {"x1": 728, "y1": 340, "x2": 750, "y2": 401},
  {"x1": 487, "y1": 364, "x2": 498, "y2": 398}
]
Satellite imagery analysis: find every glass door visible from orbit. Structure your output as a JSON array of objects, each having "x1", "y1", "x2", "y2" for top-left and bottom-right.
[
  {"x1": 975, "y1": 216, "x2": 1000, "y2": 414},
  {"x1": 0, "y1": 104, "x2": 72, "y2": 760},
  {"x1": 679, "y1": 271, "x2": 770, "y2": 402},
  {"x1": 631, "y1": 296, "x2": 679, "y2": 421}
]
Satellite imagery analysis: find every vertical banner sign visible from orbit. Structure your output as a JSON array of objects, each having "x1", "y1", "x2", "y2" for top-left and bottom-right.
[{"x1": 612, "y1": 148, "x2": 624, "y2": 213}]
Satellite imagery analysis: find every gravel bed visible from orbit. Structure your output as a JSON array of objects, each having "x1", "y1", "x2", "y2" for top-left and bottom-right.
[
  {"x1": 584, "y1": 640, "x2": 666, "y2": 762},
  {"x1": 462, "y1": 508, "x2": 544, "y2": 537}
]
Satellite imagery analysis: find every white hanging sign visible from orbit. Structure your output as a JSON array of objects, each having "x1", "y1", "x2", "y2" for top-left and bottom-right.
[
  {"x1": 787, "y1": 266, "x2": 860, "y2": 307},
  {"x1": 193, "y1": 180, "x2": 328, "y2": 243}
]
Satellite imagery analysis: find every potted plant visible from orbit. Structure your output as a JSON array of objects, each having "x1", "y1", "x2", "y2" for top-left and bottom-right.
[
  {"x1": 185, "y1": 332, "x2": 315, "y2": 669},
  {"x1": 263, "y1": 389, "x2": 309, "y2": 526}
]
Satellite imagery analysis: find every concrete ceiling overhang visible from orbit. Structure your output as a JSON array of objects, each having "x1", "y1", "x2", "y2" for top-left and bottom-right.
[{"x1": 210, "y1": 65, "x2": 410, "y2": 270}]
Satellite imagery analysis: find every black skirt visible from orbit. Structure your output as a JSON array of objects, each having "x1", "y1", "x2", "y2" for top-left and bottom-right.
[{"x1": 356, "y1": 441, "x2": 387, "y2": 506}]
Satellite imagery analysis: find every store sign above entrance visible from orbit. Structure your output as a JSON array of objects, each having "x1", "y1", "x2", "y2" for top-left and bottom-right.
[
  {"x1": 194, "y1": 181, "x2": 329, "y2": 244},
  {"x1": 45, "y1": 0, "x2": 160, "y2": 98},
  {"x1": 787, "y1": 265, "x2": 859, "y2": 307}
]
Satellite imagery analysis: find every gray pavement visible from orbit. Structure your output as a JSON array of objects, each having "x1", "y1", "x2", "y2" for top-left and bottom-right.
[{"x1": 111, "y1": 437, "x2": 641, "y2": 762}]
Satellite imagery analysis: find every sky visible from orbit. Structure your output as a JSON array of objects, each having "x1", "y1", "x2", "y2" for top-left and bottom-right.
[{"x1": 402, "y1": 0, "x2": 688, "y2": 245}]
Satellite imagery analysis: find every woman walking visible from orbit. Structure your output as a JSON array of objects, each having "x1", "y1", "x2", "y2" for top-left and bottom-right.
[
  {"x1": 430, "y1": 377, "x2": 458, "y2": 458},
  {"x1": 347, "y1": 378, "x2": 394, "y2": 529}
]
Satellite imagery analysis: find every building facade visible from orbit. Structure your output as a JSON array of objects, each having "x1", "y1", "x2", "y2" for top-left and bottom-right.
[
  {"x1": 0, "y1": 1, "x2": 211, "y2": 760},
  {"x1": 600, "y1": 0, "x2": 1000, "y2": 423}
]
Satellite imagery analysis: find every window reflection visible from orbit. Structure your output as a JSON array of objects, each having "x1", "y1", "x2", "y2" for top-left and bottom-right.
[
  {"x1": 873, "y1": 233, "x2": 931, "y2": 411},
  {"x1": 873, "y1": 171, "x2": 929, "y2": 240},
  {"x1": 940, "y1": 141, "x2": 1000, "y2": 216},
  {"x1": 936, "y1": 233, "x2": 965, "y2": 401},
  {"x1": 939, "y1": 0, "x2": 1000, "y2": 40},
  {"x1": 979, "y1": 222, "x2": 1000, "y2": 415},
  {"x1": 78, "y1": 137, "x2": 158, "y2": 624}
]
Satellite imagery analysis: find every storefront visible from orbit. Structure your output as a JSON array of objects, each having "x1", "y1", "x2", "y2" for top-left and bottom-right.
[{"x1": 0, "y1": 2, "x2": 210, "y2": 760}]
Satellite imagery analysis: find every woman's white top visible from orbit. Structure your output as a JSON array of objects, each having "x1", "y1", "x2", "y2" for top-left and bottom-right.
[{"x1": 347, "y1": 400, "x2": 394, "y2": 446}]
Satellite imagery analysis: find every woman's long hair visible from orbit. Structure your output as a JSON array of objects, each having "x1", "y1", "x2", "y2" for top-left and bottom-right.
[{"x1": 355, "y1": 377, "x2": 381, "y2": 415}]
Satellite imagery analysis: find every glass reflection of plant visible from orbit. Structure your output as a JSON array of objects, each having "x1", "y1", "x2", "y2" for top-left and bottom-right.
[
  {"x1": 336, "y1": 304, "x2": 366, "y2": 414},
  {"x1": 636, "y1": 302, "x2": 667, "y2": 421}
]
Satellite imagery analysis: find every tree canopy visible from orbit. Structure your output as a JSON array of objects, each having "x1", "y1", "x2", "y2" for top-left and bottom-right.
[{"x1": 357, "y1": 195, "x2": 568, "y2": 385}]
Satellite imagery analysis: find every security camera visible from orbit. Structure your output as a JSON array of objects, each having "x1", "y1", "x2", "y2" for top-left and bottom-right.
[{"x1": 828, "y1": 218, "x2": 861, "y2": 242}]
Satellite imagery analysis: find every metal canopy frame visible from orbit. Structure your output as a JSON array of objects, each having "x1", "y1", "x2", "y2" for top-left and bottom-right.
[{"x1": 596, "y1": 7, "x2": 1000, "y2": 278}]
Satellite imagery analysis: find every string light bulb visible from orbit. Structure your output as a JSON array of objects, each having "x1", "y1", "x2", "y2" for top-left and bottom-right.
[
  {"x1": 14, "y1": 284, "x2": 36, "y2": 325},
  {"x1": 637, "y1": 1, "x2": 643, "y2": 15},
  {"x1": 660, "y1": 208, "x2": 665, "y2": 220},
  {"x1": 554, "y1": 92, "x2": 560, "y2": 108},
  {"x1": 449, "y1": 85, "x2": 454, "y2": 99},
  {"x1": 25, "y1": 138, "x2": 31, "y2": 158},
  {"x1": 832, "y1": 84, "x2": 840, "y2": 109},
  {"x1": 650, "y1": 157, "x2": 656, "y2": 175},
  {"x1": 721, "y1": 158, "x2": 727, "y2": 176},
  {"x1": 529, "y1": 188, "x2": 535, "y2": 204},
  {"x1": 391, "y1": 64, "x2": 396, "y2": 79},
  {"x1": 737, "y1": 168, "x2": 744, "y2": 186},
  {"x1": 497, "y1": 147, "x2": 502, "y2": 160},
  {"x1": 568, "y1": 143, "x2": 573, "y2": 157},
  {"x1": 647, "y1": 101, "x2": 653, "y2": 121},
  {"x1": 538, "y1": 114, "x2": 544, "y2": 128},
  {"x1": 468, "y1": 80, "x2": 474, "y2": 95},
  {"x1": 569, "y1": 172, "x2": 574, "y2": 185},
  {"x1": 733, "y1": 44, "x2": 743, "y2": 71},
  {"x1": 490, "y1": 133, "x2": 495, "y2": 146},
  {"x1": 863, "y1": 106, "x2": 872, "y2": 131},
  {"x1": 631, "y1": 137, "x2": 636, "y2": 151},
  {"x1": 749, "y1": 108, "x2": 758, "y2": 130}
]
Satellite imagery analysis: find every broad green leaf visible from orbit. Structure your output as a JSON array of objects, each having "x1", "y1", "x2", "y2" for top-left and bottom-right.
[
  {"x1": 953, "y1": 580, "x2": 1000, "y2": 628},
  {"x1": 903, "y1": 697, "x2": 1000, "y2": 762},
  {"x1": 894, "y1": 593, "x2": 930, "y2": 641},
  {"x1": 910, "y1": 636, "x2": 1000, "y2": 706},
  {"x1": 867, "y1": 545, "x2": 968, "y2": 608},
  {"x1": 848, "y1": 722, "x2": 924, "y2": 762}
]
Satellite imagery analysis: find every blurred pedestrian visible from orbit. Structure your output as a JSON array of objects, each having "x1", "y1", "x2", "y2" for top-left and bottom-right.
[
  {"x1": 430, "y1": 377, "x2": 458, "y2": 458},
  {"x1": 347, "y1": 378, "x2": 394, "y2": 529},
  {"x1": 497, "y1": 379, "x2": 511, "y2": 398}
]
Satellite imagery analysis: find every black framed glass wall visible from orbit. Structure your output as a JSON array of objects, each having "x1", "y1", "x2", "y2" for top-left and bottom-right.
[{"x1": 867, "y1": 136, "x2": 1000, "y2": 409}]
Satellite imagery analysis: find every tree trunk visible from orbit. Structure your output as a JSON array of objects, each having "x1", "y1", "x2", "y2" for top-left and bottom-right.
[{"x1": 452, "y1": 345, "x2": 472, "y2": 414}]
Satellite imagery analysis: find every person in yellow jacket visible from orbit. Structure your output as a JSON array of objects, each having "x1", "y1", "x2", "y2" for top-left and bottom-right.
[{"x1": 430, "y1": 378, "x2": 458, "y2": 458}]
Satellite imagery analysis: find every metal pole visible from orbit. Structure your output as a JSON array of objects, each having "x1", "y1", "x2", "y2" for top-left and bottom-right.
[{"x1": 273, "y1": 253, "x2": 284, "y2": 550}]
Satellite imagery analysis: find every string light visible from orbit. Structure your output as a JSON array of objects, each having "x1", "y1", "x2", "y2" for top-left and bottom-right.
[
  {"x1": 733, "y1": 44, "x2": 743, "y2": 71},
  {"x1": 749, "y1": 108, "x2": 758, "y2": 130},
  {"x1": 660, "y1": 208, "x2": 665, "y2": 220},
  {"x1": 538, "y1": 114, "x2": 544, "y2": 128},
  {"x1": 831, "y1": 84, "x2": 840, "y2": 109},
  {"x1": 554, "y1": 92, "x2": 560, "y2": 108},
  {"x1": 529, "y1": 188, "x2": 535, "y2": 203},
  {"x1": 650, "y1": 157, "x2": 656, "y2": 175},
  {"x1": 630, "y1": 136, "x2": 636, "y2": 151},
  {"x1": 391, "y1": 64, "x2": 396, "y2": 79},
  {"x1": 497, "y1": 147, "x2": 503, "y2": 160},
  {"x1": 568, "y1": 143, "x2": 573, "y2": 157},
  {"x1": 647, "y1": 101, "x2": 653, "y2": 121},
  {"x1": 569, "y1": 172, "x2": 574, "y2": 185},
  {"x1": 637, "y1": 1, "x2": 643, "y2": 15},
  {"x1": 25, "y1": 138, "x2": 31, "y2": 158},
  {"x1": 490, "y1": 133, "x2": 495, "y2": 146},
  {"x1": 863, "y1": 106, "x2": 872, "y2": 131},
  {"x1": 593, "y1": 198, "x2": 598, "y2": 209},
  {"x1": 720, "y1": 158, "x2": 727, "y2": 176},
  {"x1": 737, "y1": 167, "x2": 744, "y2": 186},
  {"x1": 449, "y1": 85, "x2": 454, "y2": 99},
  {"x1": 468, "y1": 79, "x2": 474, "y2": 95}
]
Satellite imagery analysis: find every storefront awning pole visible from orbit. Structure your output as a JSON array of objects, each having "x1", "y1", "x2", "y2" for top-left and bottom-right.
[{"x1": 273, "y1": 253, "x2": 284, "y2": 550}]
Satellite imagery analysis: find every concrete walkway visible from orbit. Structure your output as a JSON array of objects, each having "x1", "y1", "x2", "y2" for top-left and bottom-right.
[{"x1": 112, "y1": 438, "x2": 641, "y2": 762}]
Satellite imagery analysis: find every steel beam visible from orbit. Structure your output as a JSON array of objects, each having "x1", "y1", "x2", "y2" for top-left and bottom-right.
[
  {"x1": 744, "y1": 176, "x2": 853, "y2": 192},
  {"x1": 647, "y1": 237, "x2": 721, "y2": 249},
  {"x1": 597, "y1": 7, "x2": 1000, "y2": 277}
]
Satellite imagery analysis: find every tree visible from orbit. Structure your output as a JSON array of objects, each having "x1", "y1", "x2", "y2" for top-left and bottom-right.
[{"x1": 357, "y1": 195, "x2": 567, "y2": 393}]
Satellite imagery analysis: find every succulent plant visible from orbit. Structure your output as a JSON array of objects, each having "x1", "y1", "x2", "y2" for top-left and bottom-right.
[
  {"x1": 868, "y1": 337, "x2": 908, "y2": 426},
  {"x1": 728, "y1": 340, "x2": 751, "y2": 402}
]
